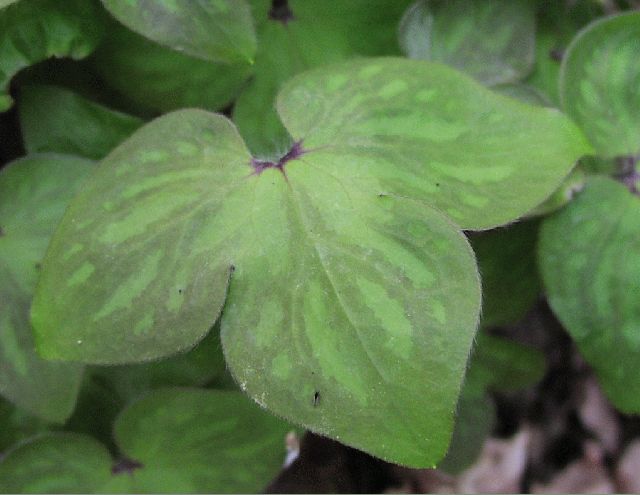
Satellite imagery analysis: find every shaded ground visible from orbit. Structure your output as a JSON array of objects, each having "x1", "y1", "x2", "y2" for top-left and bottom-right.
[{"x1": 267, "y1": 302, "x2": 640, "y2": 493}]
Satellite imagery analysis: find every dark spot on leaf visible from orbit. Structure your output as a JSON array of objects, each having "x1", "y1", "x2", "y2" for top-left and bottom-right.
[
  {"x1": 377, "y1": 193, "x2": 387, "y2": 198},
  {"x1": 313, "y1": 391, "x2": 320, "y2": 407},
  {"x1": 35, "y1": 262, "x2": 41, "y2": 270},
  {"x1": 435, "y1": 183, "x2": 440, "y2": 187},
  {"x1": 230, "y1": 264, "x2": 236, "y2": 273},
  {"x1": 251, "y1": 140, "x2": 305, "y2": 176},
  {"x1": 178, "y1": 288, "x2": 183, "y2": 294},
  {"x1": 111, "y1": 457, "x2": 144, "y2": 475},
  {"x1": 550, "y1": 48, "x2": 564, "y2": 62},
  {"x1": 269, "y1": 0, "x2": 294, "y2": 24}
]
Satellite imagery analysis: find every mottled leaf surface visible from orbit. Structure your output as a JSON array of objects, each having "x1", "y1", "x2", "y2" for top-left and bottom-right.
[
  {"x1": 560, "y1": 12, "x2": 640, "y2": 157},
  {"x1": 277, "y1": 58, "x2": 591, "y2": 229},
  {"x1": 110, "y1": 388, "x2": 289, "y2": 493},
  {"x1": 92, "y1": 21, "x2": 252, "y2": 114},
  {"x1": 233, "y1": 0, "x2": 411, "y2": 154},
  {"x1": 398, "y1": 0, "x2": 535, "y2": 86},
  {"x1": 33, "y1": 58, "x2": 588, "y2": 466},
  {"x1": 0, "y1": 0, "x2": 20, "y2": 8},
  {"x1": 19, "y1": 84, "x2": 143, "y2": 160},
  {"x1": 100, "y1": 0, "x2": 256, "y2": 64},
  {"x1": 0, "y1": 433, "x2": 113, "y2": 493},
  {"x1": 0, "y1": 155, "x2": 91, "y2": 421},
  {"x1": 0, "y1": 0, "x2": 105, "y2": 110},
  {"x1": 539, "y1": 177, "x2": 640, "y2": 412},
  {"x1": 471, "y1": 221, "x2": 540, "y2": 329}
]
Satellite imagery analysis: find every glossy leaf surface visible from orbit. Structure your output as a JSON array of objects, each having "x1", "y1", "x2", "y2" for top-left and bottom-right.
[
  {"x1": 560, "y1": 12, "x2": 640, "y2": 157},
  {"x1": 19, "y1": 84, "x2": 143, "y2": 160},
  {"x1": 0, "y1": 155, "x2": 91, "y2": 421},
  {"x1": 398, "y1": 0, "x2": 535, "y2": 86},
  {"x1": 0, "y1": 0, "x2": 105, "y2": 110},
  {"x1": 100, "y1": 0, "x2": 256, "y2": 64},
  {"x1": 539, "y1": 177, "x2": 640, "y2": 412},
  {"x1": 33, "y1": 58, "x2": 589, "y2": 466}
]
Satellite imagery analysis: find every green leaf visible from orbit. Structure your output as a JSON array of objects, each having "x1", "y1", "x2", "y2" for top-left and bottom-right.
[
  {"x1": 439, "y1": 332, "x2": 544, "y2": 472},
  {"x1": 0, "y1": 0, "x2": 20, "y2": 8},
  {"x1": 560, "y1": 12, "x2": 640, "y2": 157},
  {"x1": 471, "y1": 221, "x2": 541, "y2": 329},
  {"x1": 0, "y1": 399, "x2": 49, "y2": 452},
  {"x1": 0, "y1": 155, "x2": 92, "y2": 421},
  {"x1": 100, "y1": 0, "x2": 256, "y2": 65},
  {"x1": 92, "y1": 322, "x2": 226, "y2": 404},
  {"x1": 277, "y1": 59, "x2": 591, "y2": 229},
  {"x1": 111, "y1": 388, "x2": 290, "y2": 493},
  {"x1": 526, "y1": 166, "x2": 586, "y2": 217},
  {"x1": 0, "y1": 390, "x2": 289, "y2": 493},
  {"x1": 398, "y1": 0, "x2": 535, "y2": 86},
  {"x1": 18, "y1": 84, "x2": 143, "y2": 160},
  {"x1": 233, "y1": 0, "x2": 412, "y2": 155},
  {"x1": 0, "y1": 0, "x2": 106, "y2": 111},
  {"x1": 539, "y1": 177, "x2": 640, "y2": 412},
  {"x1": 33, "y1": 58, "x2": 588, "y2": 466},
  {"x1": 0, "y1": 433, "x2": 113, "y2": 493},
  {"x1": 438, "y1": 391, "x2": 494, "y2": 474},
  {"x1": 92, "y1": 20, "x2": 252, "y2": 114}
]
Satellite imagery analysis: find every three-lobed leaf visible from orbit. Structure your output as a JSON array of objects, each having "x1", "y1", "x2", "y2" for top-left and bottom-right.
[
  {"x1": 32, "y1": 58, "x2": 589, "y2": 466},
  {"x1": 0, "y1": 155, "x2": 92, "y2": 422},
  {"x1": 100, "y1": 0, "x2": 256, "y2": 65},
  {"x1": 398, "y1": 0, "x2": 535, "y2": 86},
  {"x1": 560, "y1": 12, "x2": 640, "y2": 158},
  {"x1": 539, "y1": 177, "x2": 640, "y2": 412}
]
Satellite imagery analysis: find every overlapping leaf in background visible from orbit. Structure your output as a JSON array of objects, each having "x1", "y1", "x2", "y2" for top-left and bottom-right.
[
  {"x1": 0, "y1": 389, "x2": 290, "y2": 493},
  {"x1": 0, "y1": 0, "x2": 106, "y2": 110},
  {"x1": 538, "y1": 12, "x2": 640, "y2": 413},
  {"x1": 0, "y1": 155, "x2": 91, "y2": 422}
]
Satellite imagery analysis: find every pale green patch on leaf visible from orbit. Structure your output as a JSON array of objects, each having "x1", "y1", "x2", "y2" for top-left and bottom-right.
[
  {"x1": 92, "y1": 20, "x2": 252, "y2": 114},
  {"x1": 471, "y1": 221, "x2": 541, "y2": 329},
  {"x1": 0, "y1": 155, "x2": 91, "y2": 422},
  {"x1": 539, "y1": 177, "x2": 640, "y2": 413},
  {"x1": 233, "y1": 0, "x2": 412, "y2": 155},
  {"x1": 560, "y1": 12, "x2": 640, "y2": 158},
  {"x1": 0, "y1": 0, "x2": 106, "y2": 110},
  {"x1": 398, "y1": 0, "x2": 535, "y2": 86},
  {"x1": 0, "y1": 433, "x2": 113, "y2": 493},
  {"x1": 0, "y1": 0, "x2": 20, "y2": 8},
  {"x1": 33, "y1": 58, "x2": 588, "y2": 466},
  {"x1": 100, "y1": 0, "x2": 256, "y2": 64},
  {"x1": 18, "y1": 84, "x2": 143, "y2": 160}
]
